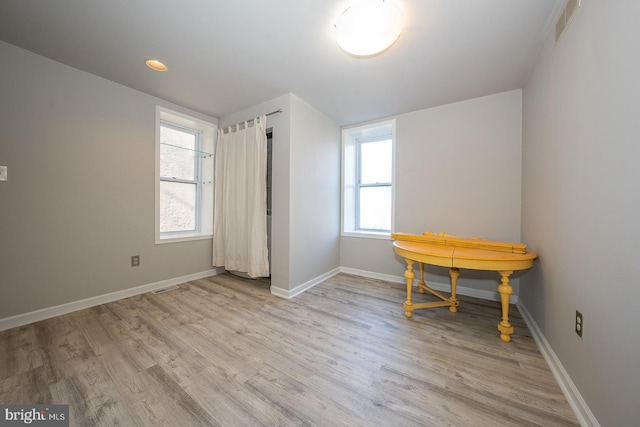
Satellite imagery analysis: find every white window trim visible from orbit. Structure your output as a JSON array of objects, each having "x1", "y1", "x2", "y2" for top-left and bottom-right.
[
  {"x1": 155, "y1": 106, "x2": 216, "y2": 244},
  {"x1": 341, "y1": 119, "x2": 396, "y2": 240}
]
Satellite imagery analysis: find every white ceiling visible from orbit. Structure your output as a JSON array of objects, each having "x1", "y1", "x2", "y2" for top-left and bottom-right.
[{"x1": 0, "y1": 0, "x2": 562, "y2": 126}]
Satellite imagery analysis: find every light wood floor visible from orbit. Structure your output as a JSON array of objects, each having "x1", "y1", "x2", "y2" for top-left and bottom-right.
[{"x1": 0, "y1": 273, "x2": 579, "y2": 426}]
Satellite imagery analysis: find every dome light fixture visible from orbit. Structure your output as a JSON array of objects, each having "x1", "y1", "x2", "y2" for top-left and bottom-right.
[
  {"x1": 145, "y1": 59, "x2": 168, "y2": 72},
  {"x1": 334, "y1": 0, "x2": 404, "y2": 57}
]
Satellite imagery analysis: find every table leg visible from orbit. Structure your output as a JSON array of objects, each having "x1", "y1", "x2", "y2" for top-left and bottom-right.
[
  {"x1": 449, "y1": 268, "x2": 460, "y2": 313},
  {"x1": 403, "y1": 259, "x2": 415, "y2": 318},
  {"x1": 418, "y1": 262, "x2": 426, "y2": 294},
  {"x1": 497, "y1": 270, "x2": 514, "y2": 342}
]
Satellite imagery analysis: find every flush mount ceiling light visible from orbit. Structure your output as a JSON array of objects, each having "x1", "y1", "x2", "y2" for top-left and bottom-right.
[
  {"x1": 334, "y1": 0, "x2": 404, "y2": 57},
  {"x1": 145, "y1": 59, "x2": 168, "y2": 72}
]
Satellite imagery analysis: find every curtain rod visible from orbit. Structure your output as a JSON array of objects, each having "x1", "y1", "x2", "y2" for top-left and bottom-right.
[
  {"x1": 266, "y1": 108, "x2": 283, "y2": 117},
  {"x1": 223, "y1": 108, "x2": 283, "y2": 132}
]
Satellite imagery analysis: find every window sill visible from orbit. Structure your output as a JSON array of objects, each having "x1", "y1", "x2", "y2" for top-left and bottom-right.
[
  {"x1": 341, "y1": 230, "x2": 391, "y2": 240},
  {"x1": 156, "y1": 232, "x2": 213, "y2": 245}
]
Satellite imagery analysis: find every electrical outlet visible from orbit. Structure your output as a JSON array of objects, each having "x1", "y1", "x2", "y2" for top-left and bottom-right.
[
  {"x1": 131, "y1": 255, "x2": 140, "y2": 267},
  {"x1": 575, "y1": 310, "x2": 583, "y2": 338}
]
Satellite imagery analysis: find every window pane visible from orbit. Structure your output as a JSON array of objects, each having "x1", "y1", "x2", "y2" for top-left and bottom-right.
[
  {"x1": 359, "y1": 186, "x2": 391, "y2": 230},
  {"x1": 160, "y1": 125, "x2": 196, "y2": 180},
  {"x1": 360, "y1": 139, "x2": 392, "y2": 184},
  {"x1": 160, "y1": 181, "x2": 196, "y2": 232}
]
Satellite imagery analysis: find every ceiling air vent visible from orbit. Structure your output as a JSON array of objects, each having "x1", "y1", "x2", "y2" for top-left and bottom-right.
[{"x1": 556, "y1": 0, "x2": 581, "y2": 44}]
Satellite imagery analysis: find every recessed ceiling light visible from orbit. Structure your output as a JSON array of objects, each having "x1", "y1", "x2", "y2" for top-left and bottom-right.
[
  {"x1": 335, "y1": 0, "x2": 404, "y2": 57},
  {"x1": 145, "y1": 59, "x2": 168, "y2": 72}
]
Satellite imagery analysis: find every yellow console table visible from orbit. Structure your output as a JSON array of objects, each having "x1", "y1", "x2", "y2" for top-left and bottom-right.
[{"x1": 391, "y1": 231, "x2": 537, "y2": 342}]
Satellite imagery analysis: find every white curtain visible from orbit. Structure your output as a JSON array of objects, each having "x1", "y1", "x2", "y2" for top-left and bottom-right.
[{"x1": 212, "y1": 115, "x2": 269, "y2": 277}]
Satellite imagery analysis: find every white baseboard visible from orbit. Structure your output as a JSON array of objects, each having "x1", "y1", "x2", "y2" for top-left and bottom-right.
[
  {"x1": 0, "y1": 266, "x2": 518, "y2": 330},
  {"x1": 0, "y1": 269, "x2": 219, "y2": 331},
  {"x1": 270, "y1": 267, "x2": 341, "y2": 299},
  {"x1": 517, "y1": 302, "x2": 600, "y2": 427},
  {"x1": 339, "y1": 267, "x2": 518, "y2": 304},
  {"x1": 339, "y1": 267, "x2": 406, "y2": 285}
]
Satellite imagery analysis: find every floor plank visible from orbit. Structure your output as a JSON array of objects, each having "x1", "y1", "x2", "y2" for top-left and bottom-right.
[{"x1": 0, "y1": 273, "x2": 579, "y2": 426}]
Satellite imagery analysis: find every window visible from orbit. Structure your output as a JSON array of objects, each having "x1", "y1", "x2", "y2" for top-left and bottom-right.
[
  {"x1": 342, "y1": 119, "x2": 395, "y2": 238},
  {"x1": 155, "y1": 106, "x2": 216, "y2": 243}
]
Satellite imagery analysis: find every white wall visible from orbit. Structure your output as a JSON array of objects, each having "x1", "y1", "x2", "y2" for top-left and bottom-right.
[
  {"x1": 0, "y1": 41, "x2": 218, "y2": 321},
  {"x1": 521, "y1": 2, "x2": 640, "y2": 426},
  {"x1": 341, "y1": 90, "x2": 524, "y2": 296},
  {"x1": 220, "y1": 93, "x2": 341, "y2": 293},
  {"x1": 289, "y1": 95, "x2": 341, "y2": 287},
  {"x1": 0, "y1": 39, "x2": 341, "y2": 322}
]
